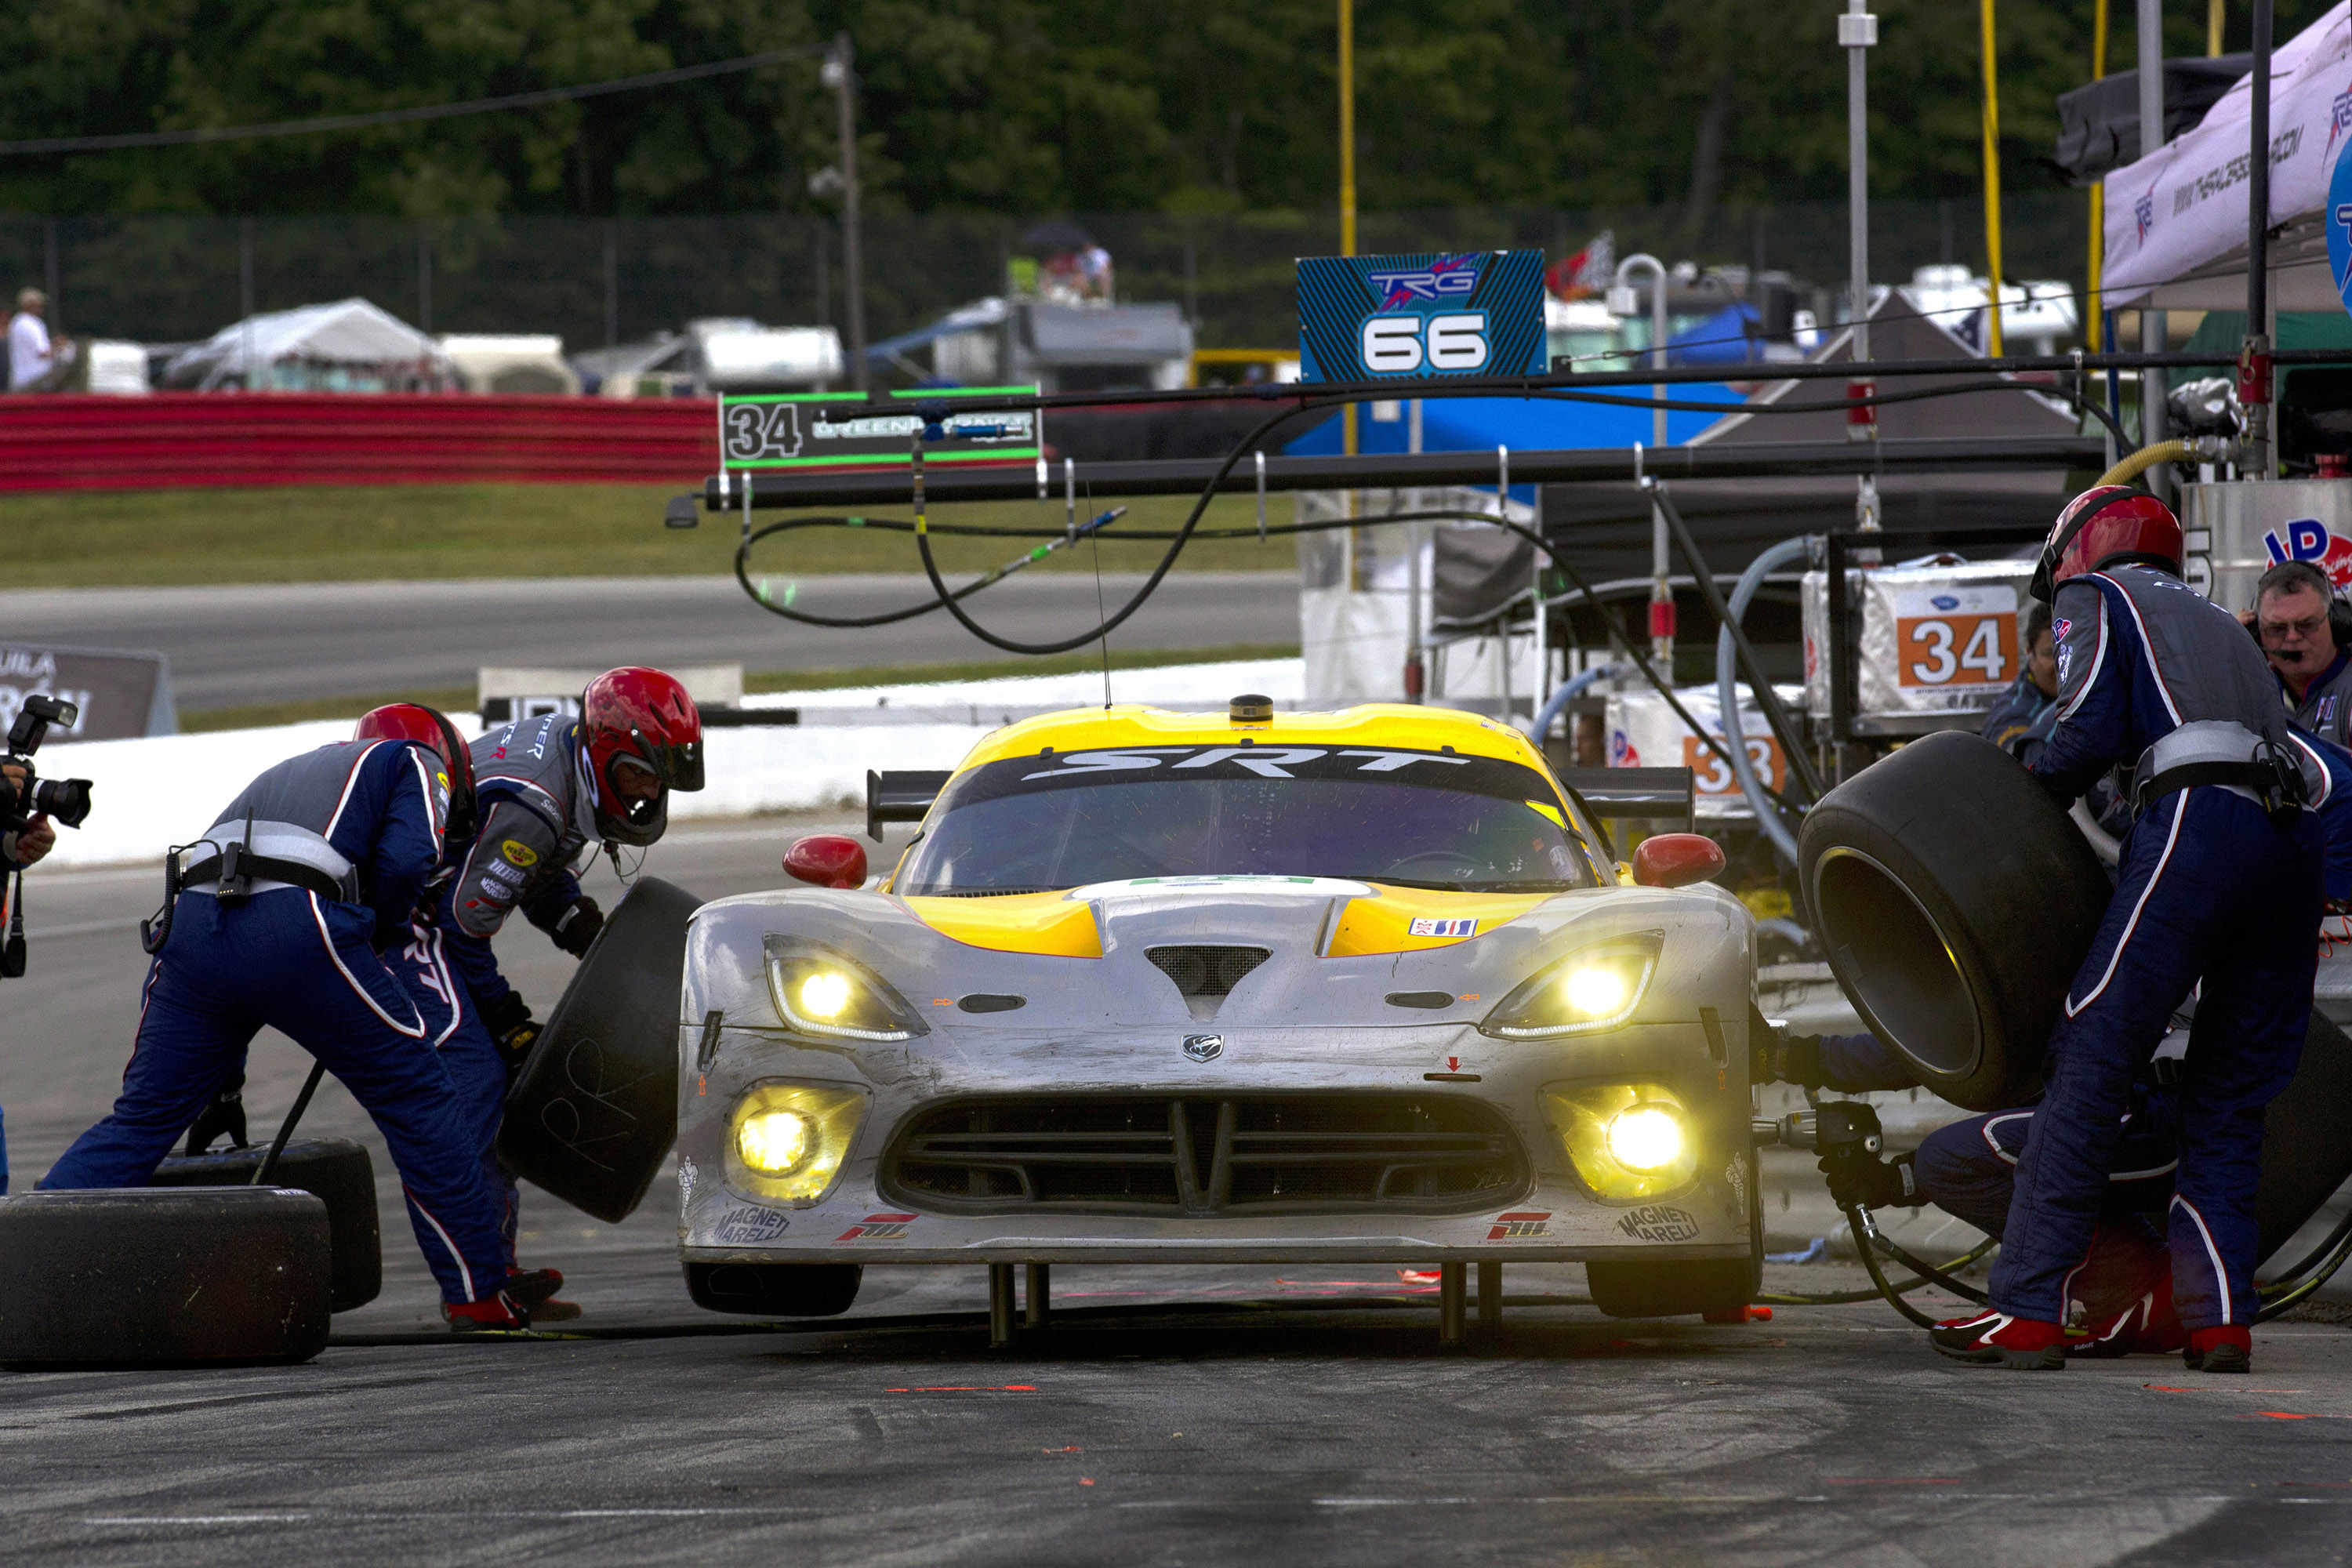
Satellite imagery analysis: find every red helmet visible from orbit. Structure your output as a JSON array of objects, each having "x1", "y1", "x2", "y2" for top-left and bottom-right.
[
  {"x1": 355, "y1": 703, "x2": 476, "y2": 848},
  {"x1": 580, "y1": 666, "x2": 705, "y2": 846},
  {"x1": 2032, "y1": 485, "x2": 2185, "y2": 602}
]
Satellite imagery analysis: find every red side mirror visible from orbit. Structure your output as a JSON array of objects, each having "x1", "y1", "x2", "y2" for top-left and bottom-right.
[
  {"x1": 784, "y1": 834, "x2": 868, "y2": 890},
  {"x1": 1632, "y1": 833, "x2": 1726, "y2": 889}
]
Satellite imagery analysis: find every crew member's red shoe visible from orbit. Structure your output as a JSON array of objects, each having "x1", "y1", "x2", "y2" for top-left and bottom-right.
[
  {"x1": 503, "y1": 1267, "x2": 580, "y2": 1319},
  {"x1": 1929, "y1": 1309, "x2": 2071, "y2": 1369},
  {"x1": 2183, "y1": 1323, "x2": 2252, "y2": 1374},
  {"x1": 2067, "y1": 1288, "x2": 2186, "y2": 1358},
  {"x1": 442, "y1": 1292, "x2": 530, "y2": 1333}
]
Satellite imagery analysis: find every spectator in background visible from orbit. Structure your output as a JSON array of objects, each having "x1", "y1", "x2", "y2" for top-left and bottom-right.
[
  {"x1": 1982, "y1": 601, "x2": 2059, "y2": 751},
  {"x1": 7, "y1": 289, "x2": 71, "y2": 392},
  {"x1": 1079, "y1": 244, "x2": 1114, "y2": 303}
]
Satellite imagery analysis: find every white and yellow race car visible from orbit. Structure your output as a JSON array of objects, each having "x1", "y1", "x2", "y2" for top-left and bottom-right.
[{"x1": 674, "y1": 697, "x2": 1762, "y2": 1320}]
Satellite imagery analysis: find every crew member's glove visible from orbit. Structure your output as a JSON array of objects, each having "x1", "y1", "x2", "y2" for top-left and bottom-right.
[
  {"x1": 548, "y1": 896, "x2": 604, "y2": 958},
  {"x1": 1751, "y1": 1027, "x2": 1824, "y2": 1090},
  {"x1": 184, "y1": 1081, "x2": 249, "y2": 1156},
  {"x1": 1819, "y1": 1148, "x2": 1918, "y2": 1210},
  {"x1": 480, "y1": 992, "x2": 540, "y2": 1081}
]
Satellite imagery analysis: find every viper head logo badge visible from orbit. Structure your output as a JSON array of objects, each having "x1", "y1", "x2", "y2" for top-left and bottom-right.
[{"x1": 1181, "y1": 1033, "x2": 1224, "y2": 1062}]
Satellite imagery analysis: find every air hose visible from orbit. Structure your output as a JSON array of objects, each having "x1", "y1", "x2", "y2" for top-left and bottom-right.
[
  {"x1": 1715, "y1": 535, "x2": 1815, "y2": 866},
  {"x1": 2097, "y1": 437, "x2": 2198, "y2": 489}
]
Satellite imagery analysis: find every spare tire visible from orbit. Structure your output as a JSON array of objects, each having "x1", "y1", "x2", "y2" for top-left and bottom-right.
[
  {"x1": 499, "y1": 876, "x2": 701, "y2": 1223},
  {"x1": 148, "y1": 1138, "x2": 381, "y2": 1312},
  {"x1": 1800, "y1": 731, "x2": 2111, "y2": 1112},
  {"x1": 2256, "y1": 1010, "x2": 2352, "y2": 1266},
  {"x1": 0, "y1": 1188, "x2": 331, "y2": 1370}
]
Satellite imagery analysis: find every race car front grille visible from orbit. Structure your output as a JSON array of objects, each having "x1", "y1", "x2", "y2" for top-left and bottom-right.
[
  {"x1": 1146, "y1": 946, "x2": 1269, "y2": 998},
  {"x1": 882, "y1": 1094, "x2": 1526, "y2": 1217}
]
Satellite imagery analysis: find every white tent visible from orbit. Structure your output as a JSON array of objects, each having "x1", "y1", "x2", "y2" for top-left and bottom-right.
[
  {"x1": 2099, "y1": 2, "x2": 2352, "y2": 310},
  {"x1": 165, "y1": 297, "x2": 454, "y2": 391}
]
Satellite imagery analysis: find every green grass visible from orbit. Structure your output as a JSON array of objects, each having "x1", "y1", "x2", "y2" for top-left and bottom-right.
[
  {"x1": 5, "y1": 484, "x2": 1297, "y2": 588},
  {"x1": 180, "y1": 644, "x2": 1300, "y2": 732}
]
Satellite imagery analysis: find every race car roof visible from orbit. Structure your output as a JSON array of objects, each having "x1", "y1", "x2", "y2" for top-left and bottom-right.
[{"x1": 953, "y1": 702, "x2": 1549, "y2": 776}]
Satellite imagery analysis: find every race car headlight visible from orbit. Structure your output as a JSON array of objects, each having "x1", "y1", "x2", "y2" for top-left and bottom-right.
[
  {"x1": 1478, "y1": 935, "x2": 1661, "y2": 1040},
  {"x1": 1544, "y1": 1082, "x2": 1697, "y2": 1199},
  {"x1": 724, "y1": 1081, "x2": 866, "y2": 1204},
  {"x1": 764, "y1": 942, "x2": 927, "y2": 1042}
]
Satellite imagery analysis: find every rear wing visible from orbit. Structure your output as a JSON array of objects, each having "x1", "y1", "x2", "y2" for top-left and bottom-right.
[
  {"x1": 1554, "y1": 767, "x2": 1695, "y2": 832},
  {"x1": 866, "y1": 769, "x2": 952, "y2": 842}
]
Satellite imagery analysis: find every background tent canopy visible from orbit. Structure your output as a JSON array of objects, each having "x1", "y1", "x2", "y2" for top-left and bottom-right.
[{"x1": 165, "y1": 297, "x2": 451, "y2": 390}]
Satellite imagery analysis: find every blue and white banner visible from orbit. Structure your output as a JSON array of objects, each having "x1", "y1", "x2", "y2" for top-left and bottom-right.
[{"x1": 1295, "y1": 249, "x2": 1548, "y2": 383}]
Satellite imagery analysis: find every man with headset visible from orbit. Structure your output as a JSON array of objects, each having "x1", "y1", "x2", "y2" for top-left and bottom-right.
[
  {"x1": 1925, "y1": 485, "x2": 2322, "y2": 1374},
  {"x1": 2249, "y1": 559, "x2": 2352, "y2": 748}
]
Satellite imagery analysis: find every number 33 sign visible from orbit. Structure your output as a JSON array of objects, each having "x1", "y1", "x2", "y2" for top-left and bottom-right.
[{"x1": 1296, "y1": 250, "x2": 1548, "y2": 383}]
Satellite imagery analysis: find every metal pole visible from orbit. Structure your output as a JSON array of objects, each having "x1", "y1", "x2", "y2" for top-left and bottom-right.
[
  {"x1": 1476, "y1": 1261, "x2": 1502, "y2": 1328},
  {"x1": 1611, "y1": 253, "x2": 1674, "y2": 670},
  {"x1": 239, "y1": 217, "x2": 255, "y2": 390},
  {"x1": 1339, "y1": 0, "x2": 1356, "y2": 462},
  {"x1": 42, "y1": 217, "x2": 58, "y2": 334},
  {"x1": 2089, "y1": 0, "x2": 2111, "y2": 358},
  {"x1": 2210, "y1": 0, "x2": 2224, "y2": 53},
  {"x1": 2245, "y1": 0, "x2": 2274, "y2": 478},
  {"x1": 603, "y1": 221, "x2": 619, "y2": 348},
  {"x1": 2140, "y1": 0, "x2": 2172, "y2": 495},
  {"x1": 825, "y1": 35, "x2": 867, "y2": 392},
  {"x1": 1843, "y1": 0, "x2": 1880, "y2": 536},
  {"x1": 1438, "y1": 1261, "x2": 1466, "y2": 1346},
  {"x1": 416, "y1": 223, "x2": 432, "y2": 336},
  {"x1": 1406, "y1": 397, "x2": 1425, "y2": 702},
  {"x1": 1980, "y1": 0, "x2": 2006, "y2": 358}
]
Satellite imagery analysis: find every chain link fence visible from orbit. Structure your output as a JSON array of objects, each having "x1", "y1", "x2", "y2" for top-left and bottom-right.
[{"x1": 0, "y1": 196, "x2": 2094, "y2": 355}]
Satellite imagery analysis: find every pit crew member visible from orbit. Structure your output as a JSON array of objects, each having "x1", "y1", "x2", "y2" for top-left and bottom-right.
[
  {"x1": 432, "y1": 667, "x2": 704, "y2": 1286},
  {"x1": 39, "y1": 734, "x2": 524, "y2": 1330},
  {"x1": 1933, "y1": 487, "x2": 2323, "y2": 1374},
  {"x1": 1980, "y1": 601, "x2": 2059, "y2": 752},
  {"x1": 2250, "y1": 561, "x2": 2352, "y2": 749}
]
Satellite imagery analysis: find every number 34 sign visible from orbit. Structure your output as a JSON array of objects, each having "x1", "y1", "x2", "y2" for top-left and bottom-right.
[
  {"x1": 1892, "y1": 585, "x2": 2018, "y2": 690},
  {"x1": 1296, "y1": 250, "x2": 1548, "y2": 383}
]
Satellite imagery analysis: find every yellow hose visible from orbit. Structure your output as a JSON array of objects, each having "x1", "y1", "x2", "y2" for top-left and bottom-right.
[{"x1": 2097, "y1": 439, "x2": 2195, "y2": 488}]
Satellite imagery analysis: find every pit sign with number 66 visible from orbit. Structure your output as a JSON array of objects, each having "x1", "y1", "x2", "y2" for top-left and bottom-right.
[{"x1": 1893, "y1": 586, "x2": 2018, "y2": 691}]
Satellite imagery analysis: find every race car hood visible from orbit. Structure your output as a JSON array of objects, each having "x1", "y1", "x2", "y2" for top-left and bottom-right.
[{"x1": 683, "y1": 876, "x2": 1751, "y2": 1040}]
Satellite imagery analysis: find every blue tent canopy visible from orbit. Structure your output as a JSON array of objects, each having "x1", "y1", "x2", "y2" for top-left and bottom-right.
[
  {"x1": 1668, "y1": 303, "x2": 1769, "y2": 366},
  {"x1": 1285, "y1": 383, "x2": 1748, "y2": 504}
]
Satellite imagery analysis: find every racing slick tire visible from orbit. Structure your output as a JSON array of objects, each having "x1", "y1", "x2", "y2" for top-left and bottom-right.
[
  {"x1": 148, "y1": 1137, "x2": 381, "y2": 1312},
  {"x1": 0, "y1": 1188, "x2": 331, "y2": 1370},
  {"x1": 684, "y1": 1261, "x2": 863, "y2": 1317},
  {"x1": 499, "y1": 876, "x2": 702, "y2": 1224},
  {"x1": 1587, "y1": 1147, "x2": 1763, "y2": 1319},
  {"x1": 2256, "y1": 1010, "x2": 2352, "y2": 1266},
  {"x1": 1799, "y1": 731, "x2": 2111, "y2": 1112}
]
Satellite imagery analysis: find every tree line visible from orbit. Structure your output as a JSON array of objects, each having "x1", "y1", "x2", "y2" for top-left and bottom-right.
[{"x1": 0, "y1": 0, "x2": 2323, "y2": 229}]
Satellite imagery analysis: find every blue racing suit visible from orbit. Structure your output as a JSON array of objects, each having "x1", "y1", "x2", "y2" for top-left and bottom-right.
[
  {"x1": 1817, "y1": 726, "x2": 2352, "y2": 1319},
  {"x1": 42, "y1": 741, "x2": 510, "y2": 1306},
  {"x1": 1993, "y1": 564, "x2": 2322, "y2": 1331},
  {"x1": 387, "y1": 714, "x2": 603, "y2": 1265}
]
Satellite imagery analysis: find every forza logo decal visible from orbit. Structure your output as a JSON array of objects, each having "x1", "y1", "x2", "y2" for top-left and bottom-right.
[
  {"x1": 1615, "y1": 1205, "x2": 1701, "y2": 1243},
  {"x1": 836, "y1": 1212, "x2": 917, "y2": 1243},
  {"x1": 1182, "y1": 1033, "x2": 1225, "y2": 1062},
  {"x1": 711, "y1": 1205, "x2": 793, "y2": 1245},
  {"x1": 1486, "y1": 1210, "x2": 1550, "y2": 1241},
  {"x1": 501, "y1": 840, "x2": 539, "y2": 869},
  {"x1": 1408, "y1": 917, "x2": 1478, "y2": 938}
]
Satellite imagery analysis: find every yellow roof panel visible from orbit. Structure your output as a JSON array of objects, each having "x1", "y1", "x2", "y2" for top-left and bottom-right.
[{"x1": 952, "y1": 703, "x2": 1551, "y2": 775}]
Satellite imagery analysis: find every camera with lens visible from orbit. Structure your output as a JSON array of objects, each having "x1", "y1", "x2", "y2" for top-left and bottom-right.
[{"x1": 4, "y1": 694, "x2": 94, "y2": 831}]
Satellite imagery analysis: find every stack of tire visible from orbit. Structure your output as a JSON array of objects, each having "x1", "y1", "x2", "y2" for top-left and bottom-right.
[{"x1": 0, "y1": 1138, "x2": 379, "y2": 1370}]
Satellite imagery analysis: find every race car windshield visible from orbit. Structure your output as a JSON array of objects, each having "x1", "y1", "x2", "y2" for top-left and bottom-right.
[{"x1": 895, "y1": 742, "x2": 1605, "y2": 895}]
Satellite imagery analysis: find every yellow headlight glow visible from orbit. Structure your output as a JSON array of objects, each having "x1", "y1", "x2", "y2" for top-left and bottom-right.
[
  {"x1": 724, "y1": 1082, "x2": 867, "y2": 1205},
  {"x1": 1603, "y1": 1103, "x2": 1685, "y2": 1172},
  {"x1": 1544, "y1": 1083, "x2": 1699, "y2": 1199},
  {"x1": 735, "y1": 1108, "x2": 811, "y2": 1175},
  {"x1": 797, "y1": 970, "x2": 853, "y2": 1020},
  {"x1": 1561, "y1": 965, "x2": 1628, "y2": 1018}
]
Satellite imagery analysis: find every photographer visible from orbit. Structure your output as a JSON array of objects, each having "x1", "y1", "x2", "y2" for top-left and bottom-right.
[{"x1": 1, "y1": 762, "x2": 54, "y2": 869}]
